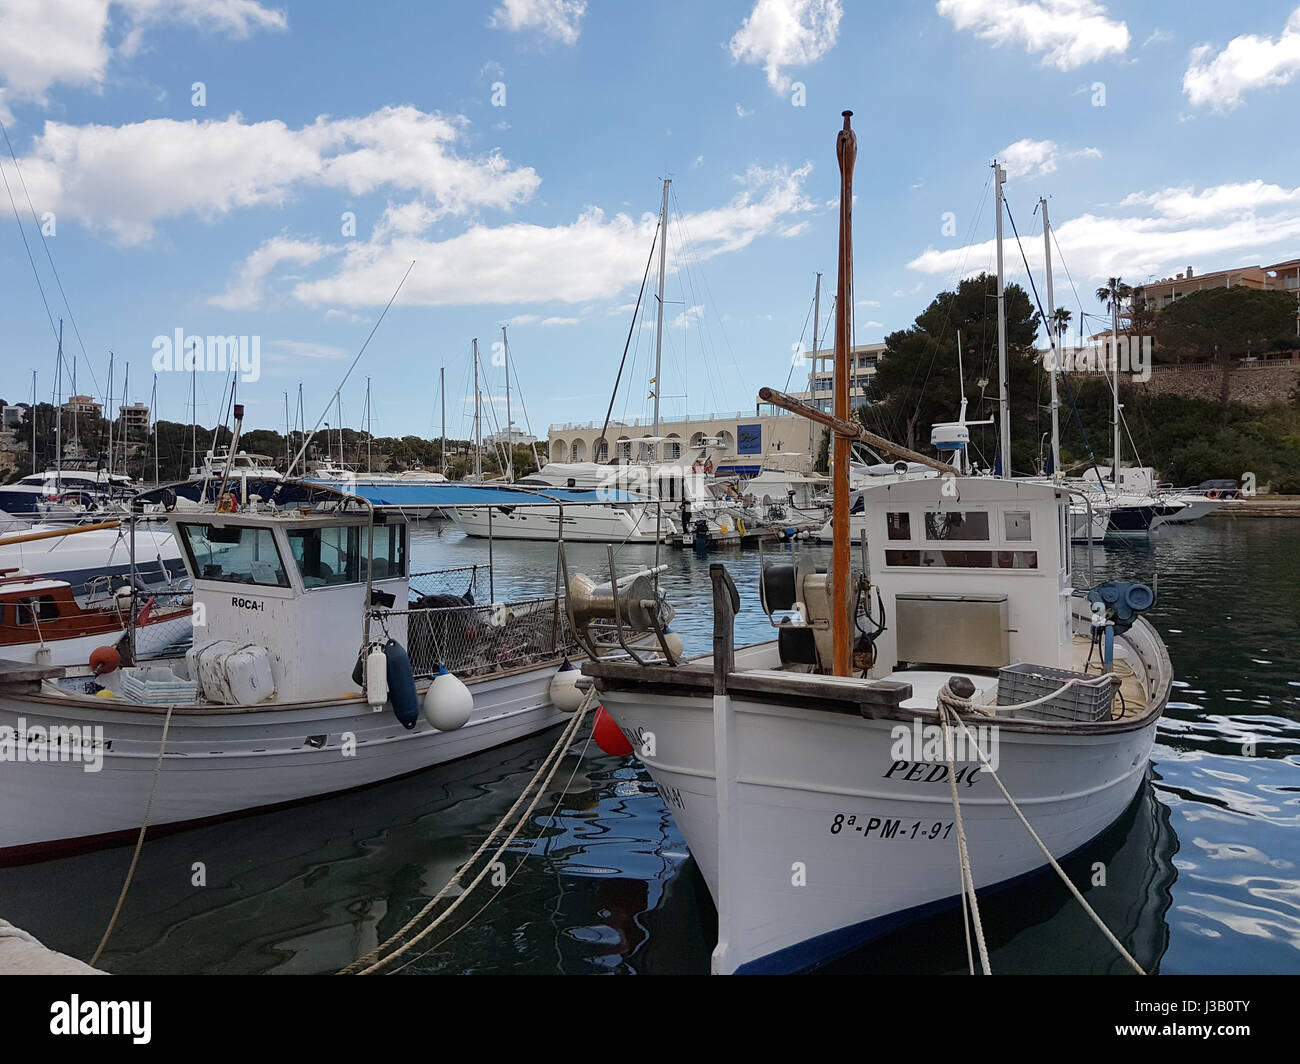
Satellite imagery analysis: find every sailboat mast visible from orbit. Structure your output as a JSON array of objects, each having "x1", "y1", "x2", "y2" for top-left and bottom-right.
[
  {"x1": 1111, "y1": 286, "x2": 1121, "y2": 482},
  {"x1": 151, "y1": 374, "x2": 159, "y2": 485},
  {"x1": 105, "y1": 352, "x2": 113, "y2": 473},
  {"x1": 120, "y1": 362, "x2": 129, "y2": 474},
  {"x1": 810, "y1": 271, "x2": 821, "y2": 463},
  {"x1": 440, "y1": 366, "x2": 446, "y2": 474},
  {"x1": 473, "y1": 339, "x2": 482, "y2": 479},
  {"x1": 365, "y1": 376, "x2": 372, "y2": 473},
  {"x1": 502, "y1": 325, "x2": 513, "y2": 481},
  {"x1": 191, "y1": 357, "x2": 198, "y2": 473},
  {"x1": 993, "y1": 160, "x2": 1010, "y2": 477},
  {"x1": 652, "y1": 178, "x2": 670, "y2": 442},
  {"x1": 54, "y1": 321, "x2": 63, "y2": 481},
  {"x1": 832, "y1": 111, "x2": 857, "y2": 679},
  {"x1": 284, "y1": 392, "x2": 290, "y2": 469},
  {"x1": 1041, "y1": 197, "x2": 1061, "y2": 480},
  {"x1": 30, "y1": 371, "x2": 37, "y2": 476}
]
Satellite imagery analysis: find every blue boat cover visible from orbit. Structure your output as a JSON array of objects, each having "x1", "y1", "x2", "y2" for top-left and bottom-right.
[{"x1": 302, "y1": 480, "x2": 655, "y2": 508}]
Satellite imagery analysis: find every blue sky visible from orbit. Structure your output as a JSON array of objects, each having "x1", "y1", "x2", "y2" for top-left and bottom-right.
[{"x1": 2, "y1": 0, "x2": 1299, "y2": 446}]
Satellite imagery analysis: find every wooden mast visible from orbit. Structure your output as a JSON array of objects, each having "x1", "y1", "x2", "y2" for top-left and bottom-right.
[{"x1": 832, "y1": 110, "x2": 856, "y2": 678}]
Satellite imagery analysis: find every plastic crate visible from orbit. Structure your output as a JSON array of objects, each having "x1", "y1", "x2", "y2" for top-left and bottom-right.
[
  {"x1": 120, "y1": 665, "x2": 198, "y2": 706},
  {"x1": 996, "y1": 663, "x2": 1115, "y2": 722}
]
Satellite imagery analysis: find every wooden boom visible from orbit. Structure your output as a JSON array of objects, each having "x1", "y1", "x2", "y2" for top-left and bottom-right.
[{"x1": 757, "y1": 386, "x2": 958, "y2": 476}]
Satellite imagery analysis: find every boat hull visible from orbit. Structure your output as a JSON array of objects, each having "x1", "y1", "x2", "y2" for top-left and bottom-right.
[
  {"x1": 599, "y1": 678, "x2": 1162, "y2": 974},
  {"x1": 447, "y1": 504, "x2": 669, "y2": 543},
  {"x1": 0, "y1": 664, "x2": 567, "y2": 862}
]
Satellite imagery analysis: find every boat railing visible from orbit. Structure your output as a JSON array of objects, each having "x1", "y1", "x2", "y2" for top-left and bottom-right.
[{"x1": 375, "y1": 595, "x2": 578, "y2": 680}]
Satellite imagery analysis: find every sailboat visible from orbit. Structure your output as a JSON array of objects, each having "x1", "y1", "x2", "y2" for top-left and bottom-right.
[{"x1": 581, "y1": 114, "x2": 1173, "y2": 974}]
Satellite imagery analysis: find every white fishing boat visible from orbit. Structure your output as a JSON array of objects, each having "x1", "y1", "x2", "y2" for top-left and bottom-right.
[
  {"x1": 0, "y1": 472, "x2": 674, "y2": 863},
  {"x1": 582, "y1": 114, "x2": 1172, "y2": 975}
]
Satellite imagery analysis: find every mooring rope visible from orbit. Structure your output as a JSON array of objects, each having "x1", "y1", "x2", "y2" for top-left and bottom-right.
[
  {"x1": 89, "y1": 701, "x2": 175, "y2": 967},
  {"x1": 340, "y1": 687, "x2": 597, "y2": 975},
  {"x1": 940, "y1": 704, "x2": 991, "y2": 974},
  {"x1": 384, "y1": 720, "x2": 601, "y2": 973},
  {"x1": 936, "y1": 683, "x2": 1147, "y2": 976}
]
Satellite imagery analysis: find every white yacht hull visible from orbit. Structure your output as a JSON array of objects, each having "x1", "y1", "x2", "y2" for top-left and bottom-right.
[
  {"x1": 600, "y1": 676, "x2": 1161, "y2": 973},
  {"x1": 0, "y1": 664, "x2": 566, "y2": 861},
  {"x1": 446, "y1": 504, "x2": 670, "y2": 543}
]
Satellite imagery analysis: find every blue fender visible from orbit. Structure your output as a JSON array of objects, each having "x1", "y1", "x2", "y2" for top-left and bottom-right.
[{"x1": 384, "y1": 639, "x2": 420, "y2": 730}]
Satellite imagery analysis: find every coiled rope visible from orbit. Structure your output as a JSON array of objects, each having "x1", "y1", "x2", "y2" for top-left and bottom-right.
[
  {"x1": 339, "y1": 687, "x2": 597, "y2": 975},
  {"x1": 935, "y1": 683, "x2": 1146, "y2": 976}
]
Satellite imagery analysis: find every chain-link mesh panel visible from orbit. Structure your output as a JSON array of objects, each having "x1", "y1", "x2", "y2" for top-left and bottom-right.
[
  {"x1": 409, "y1": 565, "x2": 481, "y2": 601},
  {"x1": 378, "y1": 597, "x2": 579, "y2": 679}
]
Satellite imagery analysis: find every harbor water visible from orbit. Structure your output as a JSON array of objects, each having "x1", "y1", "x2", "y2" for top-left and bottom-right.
[{"x1": 0, "y1": 518, "x2": 1296, "y2": 974}]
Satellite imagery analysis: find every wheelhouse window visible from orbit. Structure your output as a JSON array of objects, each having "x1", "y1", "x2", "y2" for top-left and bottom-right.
[
  {"x1": 286, "y1": 524, "x2": 362, "y2": 588},
  {"x1": 924, "y1": 511, "x2": 990, "y2": 541},
  {"x1": 886, "y1": 549, "x2": 1038, "y2": 569},
  {"x1": 886, "y1": 512, "x2": 911, "y2": 541},
  {"x1": 179, "y1": 524, "x2": 290, "y2": 587},
  {"x1": 368, "y1": 523, "x2": 407, "y2": 581},
  {"x1": 1004, "y1": 511, "x2": 1032, "y2": 542}
]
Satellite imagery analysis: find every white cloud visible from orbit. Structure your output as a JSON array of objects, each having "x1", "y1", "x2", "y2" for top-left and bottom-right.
[
  {"x1": 1183, "y1": 8, "x2": 1300, "y2": 112},
  {"x1": 264, "y1": 339, "x2": 350, "y2": 361},
  {"x1": 862, "y1": 319, "x2": 884, "y2": 329},
  {"x1": 267, "y1": 163, "x2": 815, "y2": 310},
  {"x1": 489, "y1": 0, "x2": 586, "y2": 45},
  {"x1": 729, "y1": 0, "x2": 843, "y2": 93},
  {"x1": 998, "y1": 137, "x2": 1101, "y2": 179},
  {"x1": 209, "y1": 237, "x2": 332, "y2": 310},
  {"x1": 672, "y1": 305, "x2": 705, "y2": 329},
  {"x1": 1142, "y1": 28, "x2": 1172, "y2": 48},
  {"x1": 937, "y1": 0, "x2": 1129, "y2": 71},
  {"x1": 541, "y1": 316, "x2": 580, "y2": 326},
  {"x1": 736, "y1": 103, "x2": 753, "y2": 118},
  {"x1": 0, "y1": 0, "x2": 284, "y2": 104},
  {"x1": 17, "y1": 106, "x2": 540, "y2": 244},
  {"x1": 856, "y1": 298, "x2": 881, "y2": 307},
  {"x1": 906, "y1": 178, "x2": 1300, "y2": 285}
]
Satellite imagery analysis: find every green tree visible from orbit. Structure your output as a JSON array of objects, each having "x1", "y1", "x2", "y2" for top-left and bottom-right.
[{"x1": 868, "y1": 272, "x2": 1042, "y2": 473}]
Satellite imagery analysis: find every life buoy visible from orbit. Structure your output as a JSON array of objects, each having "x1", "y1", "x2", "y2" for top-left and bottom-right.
[
  {"x1": 1206, "y1": 489, "x2": 1221, "y2": 500},
  {"x1": 216, "y1": 492, "x2": 239, "y2": 513},
  {"x1": 692, "y1": 459, "x2": 703, "y2": 474},
  {"x1": 704, "y1": 458, "x2": 714, "y2": 474}
]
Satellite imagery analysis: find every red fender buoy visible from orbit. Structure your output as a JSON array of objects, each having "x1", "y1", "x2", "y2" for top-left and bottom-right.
[
  {"x1": 90, "y1": 645, "x2": 121, "y2": 676},
  {"x1": 592, "y1": 705, "x2": 633, "y2": 757}
]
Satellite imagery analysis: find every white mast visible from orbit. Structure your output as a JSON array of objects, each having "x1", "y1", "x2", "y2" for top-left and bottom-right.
[
  {"x1": 652, "y1": 178, "x2": 670, "y2": 448},
  {"x1": 105, "y1": 352, "x2": 112, "y2": 473},
  {"x1": 365, "y1": 376, "x2": 372, "y2": 473},
  {"x1": 473, "y1": 338, "x2": 482, "y2": 479},
  {"x1": 151, "y1": 373, "x2": 159, "y2": 485},
  {"x1": 440, "y1": 366, "x2": 446, "y2": 474},
  {"x1": 30, "y1": 371, "x2": 37, "y2": 476},
  {"x1": 190, "y1": 354, "x2": 198, "y2": 473},
  {"x1": 119, "y1": 361, "x2": 129, "y2": 474},
  {"x1": 1041, "y1": 197, "x2": 1061, "y2": 480},
  {"x1": 1111, "y1": 286, "x2": 1121, "y2": 483},
  {"x1": 284, "y1": 391, "x2": 291, "y2": 469},
  {"x1": 54, "y1": 321, "x2": 63, "y2": 481},
  {"x1": 810, "y1": 271, "x2": 821, "y2": 464},
  {"x1": 502, "y1": 325, "x2": 513, "y2": 481},
  {"x1": 993, "y1": 160, "x2": 1010, "y2": 478}
]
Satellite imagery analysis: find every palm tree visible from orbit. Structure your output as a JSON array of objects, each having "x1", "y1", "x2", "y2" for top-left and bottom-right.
[
  {"x1": 1051, "y1": 306, "x2": 1072, "y2": 349},
  {"x1": 1095, "y1": 277, "x2": 1132, "y2": 327}
]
